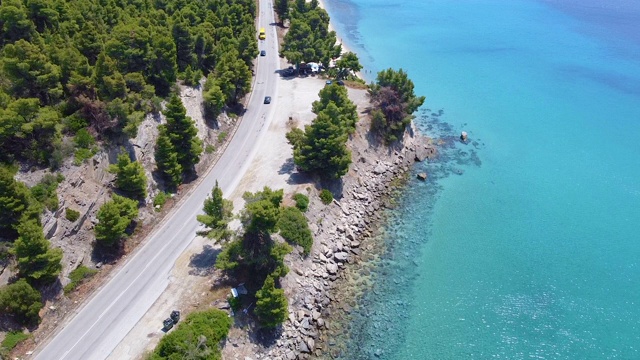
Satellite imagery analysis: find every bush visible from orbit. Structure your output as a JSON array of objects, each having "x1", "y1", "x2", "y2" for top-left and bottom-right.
[
  {"x1": 0, "y1": 279, "x2": 42, "y2": 325},
  {"x1": 30, "y1": 173, "x2": 64, "y2": 211},
  {"x1": 74, "y1": 148, "x2": 96, "y2": 165},
  {"x1": 277, "y1": 207, "x2": 313, "y2": 255},
  {"x1": 1, "y1": 331, "x2": 30, "y2": 351},
  {"x1": 66, "y1": 208, "x2": 81, "y2": 222},
  {"x1": 319, "y1": 189, "x2": 333, "y2": 205},
  {"x1": 153, "y1": 309, "x2": 232, "y2": 359},
  {"x1": 217, "y1": 131, "x2": 227, "y2": 143},
  {"x1": 153, "y1": 192, "x2": 168, "y2": 210},
  {"x1": 205, "y1": 144, "x2": 216, "y2": 154},
  {"x1": 63, "y1": 266, "x2": 98, "y2": 294},
  {"x1": 292, "y1": 193, "x2": 309, "y2": 212}
]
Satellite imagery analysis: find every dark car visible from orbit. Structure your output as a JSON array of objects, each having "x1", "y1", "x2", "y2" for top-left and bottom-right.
[
  {"x1": 325, "y1": 80, "x2": 332, "y2": 86},
  {"x1": 163, "y1": 318, "x2": 174, "y2": 330},
  {"x1": 264, "y1": 96, "x2": 272, "y2": 104},
  {"x1": 260, "y1": 50, "x2": 266, "y2": 56},
  {"x1": 337, "y1": 80, "x2": 345, "y2": 86},
  {"x1": 282, "y1": 66, "x2": 295, "y2": 77},
  {"x1": 170, "y1": 310, "x2": 180, "y2": 323}
]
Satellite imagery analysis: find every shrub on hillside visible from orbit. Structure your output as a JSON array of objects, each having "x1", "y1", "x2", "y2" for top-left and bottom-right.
[
  {"x1": 292, "y1": 193, "x2": 309, "y2": 212},
  {"x1": 64, "y1": 266, "x2": 98, "y2": 294},
  {"x1": 319, "y1": 189, "x2": 333, "y2": 205},
  {"x1": 153, "y1": 192, "x2": 168, "y2": 210},
  {"x1": 65, "y1": 208, "x2": 80, "y2": 222},
  {"x1": 277, "y1": 207, "x2": 313, "y2": 255},
  {"x1": 1, "y1": 331, "x2": 30, "y2": 351}
]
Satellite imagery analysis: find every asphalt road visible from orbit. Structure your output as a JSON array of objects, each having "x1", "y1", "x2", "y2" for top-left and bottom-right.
[{"x1": 33, "y1": 2, "x2": 279, "y2": 359}]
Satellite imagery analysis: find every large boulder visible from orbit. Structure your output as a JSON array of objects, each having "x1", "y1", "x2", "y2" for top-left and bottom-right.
[{"x1": 414, "y1": 147, "x2": 430, "y2": 162}]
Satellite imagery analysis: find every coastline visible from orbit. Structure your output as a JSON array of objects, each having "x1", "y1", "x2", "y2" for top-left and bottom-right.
[
  {"x1": 264, "y1": 120, "x2": 436, "y2": 359},
  {"x1": 247, "y1": 2, "x2": 438, "y2": 358}
]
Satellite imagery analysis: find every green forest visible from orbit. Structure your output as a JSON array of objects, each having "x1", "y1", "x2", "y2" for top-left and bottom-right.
[
  {"x1": 0, "y1": 0, "x2": 257, "y2": 167},
  {"x1": 0, "y1": 0, "x2": 258, "y2": 339}
]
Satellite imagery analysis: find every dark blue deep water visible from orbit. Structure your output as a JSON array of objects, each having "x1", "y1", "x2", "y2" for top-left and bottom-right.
[{"x1": 322, "y1": 0, "x2": 640, "y2": 358}]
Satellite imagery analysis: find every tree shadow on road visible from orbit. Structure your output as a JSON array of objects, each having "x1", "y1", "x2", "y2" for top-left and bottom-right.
[{"x1": 188, "y1": 244, "x2": 220, "y2": 277}]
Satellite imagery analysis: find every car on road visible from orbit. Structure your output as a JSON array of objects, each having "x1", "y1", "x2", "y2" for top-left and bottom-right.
[
  {"x1": 325, "y1": 80, "x2": 332, "y2": 86},
  {"x1": 264, "y1": 96, "x2": 271, "y2": 104},
  {"x1": 260, "y1": 50, "x2": 266, "y2": 56}
]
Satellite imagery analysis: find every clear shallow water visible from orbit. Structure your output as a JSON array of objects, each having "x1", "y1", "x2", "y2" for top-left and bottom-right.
[{"x1": 322, "y1": 0, "x2": 640, "y2": 358}]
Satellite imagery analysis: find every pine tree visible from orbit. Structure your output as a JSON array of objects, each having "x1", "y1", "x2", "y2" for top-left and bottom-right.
[
  {"x1": 312, "y1": 86, "x2": 358, "y2": 133},
  {"x1": 292, "y1": 107, "x2": 351, "y2": 179},
  {"x1": 0, "y1": 279, "x2": 42, "y2": 325},
  {"x1": 274, "y1": 0, "x2": 290, "y2": 24},
  {"x1": 155, "y1": 125, "x2": 182, "y2": 189},
  {"x1": 254, "y1": 275, "x2": 288, "y2": 328},
  {"x1": 0, "y1": 166, "x2": 40, "y2": 240},
  {"x1": 94, "y1": 194, "x2": 138, "y2": 246},
  {"x1": 197, "y1": 181, "x2": 233, "y2": 241},
  {"x1": 11, "y1": 218, "x2": 63, "y2": 284},
  {"x1": 163, "y1": 95, "x2": 202, "y2": 173},
  {"x1": 110, "y1": 148, "x2": 147, "y2": 199}
]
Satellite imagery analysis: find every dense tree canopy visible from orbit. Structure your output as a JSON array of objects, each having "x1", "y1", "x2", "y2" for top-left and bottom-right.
[
  {"x1": 216, "y1": 187, "x2": 291, "y2": 279},
  {"x1": 0, "y1": 0, "x2": 257, "y2": 166},
  {"x1": 0, "y1": 166, "x2": 41, "y2": 240},
  {"x1": 288, "y1": 102, "x2": 352, "y2": 179},
  {"x1": 281, "y1": 1, "x2": 341, "y2": 68},
  {"x1": 368, "y1": 68, "x2": 426, "y2": 143},
  {"x1": 312, "y1": 83, "x2": 358, "y2": 133}
]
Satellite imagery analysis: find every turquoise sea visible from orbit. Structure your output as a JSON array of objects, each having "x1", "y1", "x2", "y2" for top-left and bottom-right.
[{"x1": 322, "y1": 0, "x2": 640, "y2": 358}]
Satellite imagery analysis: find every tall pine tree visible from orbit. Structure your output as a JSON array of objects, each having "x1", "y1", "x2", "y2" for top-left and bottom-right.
[
  {"x1": 197, "y1": 181, "x2": 233, "y2": 241},
  {"x1": 254, "y1": 275, "x2": 288, "y2": 328},
  {"x1": 163, "y1": 95, "x2": 202, "y2": 173},
  {"x1": 11, "y1": 218, "x2": 63, "y2": 284},
  {"x1": 291, "y1": 105, "x2": 351, "y2": 179},
  {"x1": 155, "y1": 125, "x2": 182, "y2": 189},
  {"x1": 110, "y1": 148, "x2": 147, "y2": 199}
]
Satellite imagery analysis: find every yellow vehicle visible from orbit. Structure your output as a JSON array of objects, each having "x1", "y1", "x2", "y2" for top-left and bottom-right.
[{"x1": 259, "y1": 28, "x2": 266, "y2": 40}]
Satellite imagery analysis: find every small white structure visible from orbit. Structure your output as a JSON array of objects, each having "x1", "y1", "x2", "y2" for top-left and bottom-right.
[{"x1": 231, "y1": 283, "x2": 248, "y2": 298}]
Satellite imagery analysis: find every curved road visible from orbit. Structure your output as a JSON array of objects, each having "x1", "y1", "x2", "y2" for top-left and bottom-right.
[{"x1": 33, "y1": 1, "x2": 279, "y2": 359}]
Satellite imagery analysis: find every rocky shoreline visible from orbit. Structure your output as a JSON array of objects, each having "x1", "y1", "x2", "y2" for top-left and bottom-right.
[{"x1": 262, "y1": 124, "x2": 437, "y2": 360}]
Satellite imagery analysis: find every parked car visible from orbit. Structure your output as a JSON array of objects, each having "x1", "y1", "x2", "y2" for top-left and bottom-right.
[
  {"x1": 337, "y1": 80, "x2": 345, "y2": 86},
  {"x1": 260, "y1": 50, "x2": 266, "y2": 56},
  {"x1": 325, "y1": 80, "x2": 332, "y2": 86},
  {"x1": 170, "y1": 310, "x2": 180, "y2": 323},
  {"x1": 163, "y1": 318, "x2": 174, "y2": 330},
  {"x1": 264, "y1": 96, "x2": 272, "y2": 104}
]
